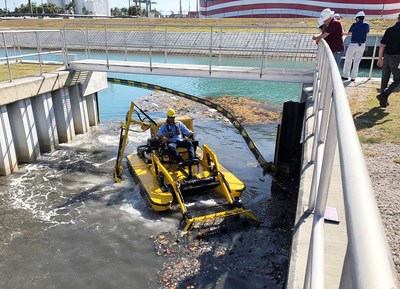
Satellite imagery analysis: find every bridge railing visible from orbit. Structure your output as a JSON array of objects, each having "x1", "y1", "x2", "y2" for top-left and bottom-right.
[
  {"x1": 0, "y1": 29, "x2": 65, "y2": 82},
  {"x1": 1, "y1": 26, "x2": 382, "y2": 83},
  {"x1": 61, "y1": 23, "x2": 318, "y2": 72},
  {"x1": 303, "y1": 38, "x2": 399, "y2": 288}
]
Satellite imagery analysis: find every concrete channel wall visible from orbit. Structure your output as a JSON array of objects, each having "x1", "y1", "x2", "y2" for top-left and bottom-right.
[{"x1": 0, "y1": 70, "x2": 107, "y2": 176}]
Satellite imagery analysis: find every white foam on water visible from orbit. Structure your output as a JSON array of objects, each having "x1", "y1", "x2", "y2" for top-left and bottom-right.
[
  {"x1": 117, "y1": 197, "x2": 177, "y2": 232},
  {"x1": 119, "y1": 203, "x2": 143, "y2": 217},
  {"x1": 92, "y1": 157, "x2": 117, "y2": 168}
]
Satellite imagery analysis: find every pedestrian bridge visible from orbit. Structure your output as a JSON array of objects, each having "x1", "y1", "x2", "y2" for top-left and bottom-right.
[
  {"x1": 0, "y1": 26, "x2": 398, "y2": 289},
  {"x1": 68, "y1": 59, "x2": 315, "y2": 83}
]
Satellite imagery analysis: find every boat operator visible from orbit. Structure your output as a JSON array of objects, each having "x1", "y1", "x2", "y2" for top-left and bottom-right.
[{"x1": 157, "y1": 109, "x2": 196, "y2": 166}]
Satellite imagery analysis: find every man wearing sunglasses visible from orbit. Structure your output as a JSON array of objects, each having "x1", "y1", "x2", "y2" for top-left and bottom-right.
[{"x1": 157, "y1": 108, "x2": 195, "y2": 166}]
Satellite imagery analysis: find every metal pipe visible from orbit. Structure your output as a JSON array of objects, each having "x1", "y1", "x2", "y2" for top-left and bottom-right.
[
  {"x1": 35, "y1": 31, "x2": 43, "y2": 75},
  {"x1": 105, "y1": 25, "x2": 109, "y2": 68},
  {"x1": 368, "y1": 36, "x2": 379, "y2": 79},
  {"x1": 2, "y1": 32, "x2": 12, "y2": 82},
  {"x1": 149, "y1": 25, "x2": 153, "y2": 71},
  {"x1": 209, "y1": 26, "x2": 213, "y2": 75}
]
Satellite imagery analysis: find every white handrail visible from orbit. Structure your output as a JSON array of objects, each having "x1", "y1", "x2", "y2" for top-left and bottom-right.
[
  {"x1": 0, "y1": 30, "x2": 65, "y2": 82},
  {"x1": 305, "y1": 39, "x2": 399, "y2": 289}
]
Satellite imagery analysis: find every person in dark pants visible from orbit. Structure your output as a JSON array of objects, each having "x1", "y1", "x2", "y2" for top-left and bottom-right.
[
  {"x1": 157, "y1": 108, "x2": 195, "y2": 165},
  {"x1": 376, "y1": 14, "x2": 400, "y2": 108}
]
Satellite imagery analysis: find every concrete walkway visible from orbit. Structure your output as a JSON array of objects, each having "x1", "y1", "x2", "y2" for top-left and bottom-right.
[{"x1": 287, "y1": 95, "x2": 347, "y2": 289}]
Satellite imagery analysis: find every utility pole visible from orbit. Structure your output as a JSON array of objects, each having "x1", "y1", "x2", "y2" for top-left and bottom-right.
[
  {"x1": 179, "y1": 0, "x2": 182, "y2": 16},
  {"x1": 5, "y1": 0, "x2": 8, "y2": 12},
  {"x1": 28, "y1": 0, "x2": 33, "y2": 13}
]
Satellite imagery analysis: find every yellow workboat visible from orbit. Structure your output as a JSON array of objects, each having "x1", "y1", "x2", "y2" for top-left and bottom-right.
[{"x1": 114, "y1": 102, "x2": 259, "y2": 232}]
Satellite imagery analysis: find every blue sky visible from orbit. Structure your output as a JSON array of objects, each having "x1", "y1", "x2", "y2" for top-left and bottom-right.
[{"x1": 3, "y1": 0, "x2": 197, "y2": 14}]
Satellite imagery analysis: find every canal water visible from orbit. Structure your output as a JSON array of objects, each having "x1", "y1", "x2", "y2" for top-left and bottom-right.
[{"x1": 0, "y1": 53, "x2": 380, "y2": 288}]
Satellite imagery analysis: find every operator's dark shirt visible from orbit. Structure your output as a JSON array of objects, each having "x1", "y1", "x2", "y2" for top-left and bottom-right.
[
  {"x1": 325, "y1": 18, "x2": 344, "y2": 53},
  {"x1": 349, "y1": 21, "x2": 369, "y2": 43},
  {"x1": 380, "y1": 21, "x2": 400, "y2": 55}
]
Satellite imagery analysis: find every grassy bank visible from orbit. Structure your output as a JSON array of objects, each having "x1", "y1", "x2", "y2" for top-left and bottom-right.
[
  {"x1": 347, "y1": 79, "x2": 400, "y2": 144},
  {"x1": 0, "y1": 63, "x2": 63, "y2": 82}
]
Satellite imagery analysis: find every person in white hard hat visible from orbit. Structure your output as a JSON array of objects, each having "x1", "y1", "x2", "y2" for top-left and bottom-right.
[
  {"x1": 157, "y1": 108, "x2": 195, "y2": 165},
  {"x1": 342, "y1": 11, "x2": 370, "y2": 81},
  {"x1": 317, "y1": 17, "x2": 325, "y2": 31},
  {"x1": 313, "y1": 8, "x2": 344, "y2": 66}
]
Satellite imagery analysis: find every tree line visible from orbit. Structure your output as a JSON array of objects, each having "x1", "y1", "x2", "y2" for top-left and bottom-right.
[{"x1": 0, "y1": 1, "x2": 161, "y2": 17}]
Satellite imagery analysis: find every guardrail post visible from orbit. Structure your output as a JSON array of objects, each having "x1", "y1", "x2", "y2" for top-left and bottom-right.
[
  {"x1": 368, "y1": 36, "x2": 379, "y2": 79},
  {"x1": 2, "y1": 32, "x2": 12, "y2": 82},
  {"x1": 209, "y1": 26, "x2": 213, "y2": 75},
  {"x1": 149, "y1": 25, "x2": 153, "y2": 71},
  {"x1": 61, "y1": 29, "x2": 68, "y2": 70},
  {"x1": 86, "y1": 24, "x2": 90, "y2": 59},
  {"x1": 219, "y1": 27, "x2": 222, "y2": 61},
  {"x1": 35, "y1": 31, "x2": 43, "y2": 75},
  {"x1": 105, "y1": 25, "x2": 109, "y2": 68},
  {"x1": 260, "y1": 27, "x2": 267, "y2": 78},
  {"x1": 124, "y1": 28, "x2": 128, "y2": 61}
]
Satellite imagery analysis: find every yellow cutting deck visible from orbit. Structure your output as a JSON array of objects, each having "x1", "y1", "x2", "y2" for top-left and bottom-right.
[{"x1": 127, "y1": 151, "x2": 245, "y2": 211}]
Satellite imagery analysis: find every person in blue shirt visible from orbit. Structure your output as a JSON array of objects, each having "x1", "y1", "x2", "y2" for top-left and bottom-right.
[
  {"x1": 157, "y1": 108, "x2": 195, "y2": 165},
  {"x1": 342, "y1": 11, "x2": 370, "y2": 81}
]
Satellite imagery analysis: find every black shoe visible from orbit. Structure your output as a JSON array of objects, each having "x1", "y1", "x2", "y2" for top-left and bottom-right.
[
  {"x1": 341, "y1": 76, "x2": 349, "y2": 81},
  {"x1": 351, "y1": 79, "x2": 355, "y2": 82},
  {"x1": 376, "y1": 94, "x2": 389, "y2": 108}
]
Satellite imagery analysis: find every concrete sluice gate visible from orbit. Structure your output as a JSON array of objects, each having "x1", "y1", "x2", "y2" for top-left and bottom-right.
[{"x1": 0, "y1": 71, "x2": 107, "y2": 176}]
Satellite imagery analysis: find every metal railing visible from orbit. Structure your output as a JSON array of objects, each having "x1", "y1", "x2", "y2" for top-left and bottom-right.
[
  {"x1": 61, "y1": 23, "x2": 319, "y2": 71},
  {"x1": 1, "y1": 26, "x2": 382, "y2": 83},
  {"x1": 303, "y1": 38, "x2": 399, "y2": 288},
  {"x1": 0, "y1": 30, "x2": 65, "y2": 82}
]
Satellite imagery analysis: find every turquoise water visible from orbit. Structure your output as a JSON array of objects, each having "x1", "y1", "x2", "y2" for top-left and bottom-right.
[
  {"x1": 98, "y1": 73, "x2": 304, "y2": 120},
  {"x1": 96, "y1": 53, "x2": 315, "y2": 120},
  {"x1": 89, "y1": 52, "x2": 312, "y2": 120}
]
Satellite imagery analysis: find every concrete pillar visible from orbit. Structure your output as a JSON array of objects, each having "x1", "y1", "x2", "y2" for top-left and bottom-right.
[
  {"x1": 32, "y1": 92, "x2": 59, "y2": 153},
  {"x1": 0, "y1": 105, "x2": 18, "y2": 175},
  {"x1": 7, "y1": 99, "x2": 40, "y2": 163},
  {"x1": 86, "y1": 93, "x2": 99, "y2": 126},
  {"x1": 69, "y1": 85, "x2": 89, "y2": 134},
  {"x1": 52, "y1": 87, "x2": 75, "y2": 143}
]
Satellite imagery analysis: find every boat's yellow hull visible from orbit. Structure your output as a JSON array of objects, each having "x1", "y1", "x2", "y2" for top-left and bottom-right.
[{"x1": 127, "y1": 154, "x2": 173, "y2": 211}]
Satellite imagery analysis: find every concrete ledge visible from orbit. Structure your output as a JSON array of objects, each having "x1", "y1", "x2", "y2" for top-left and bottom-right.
[{"x1": 0, "y1": 70, "x2": 88, "y2": 106}]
